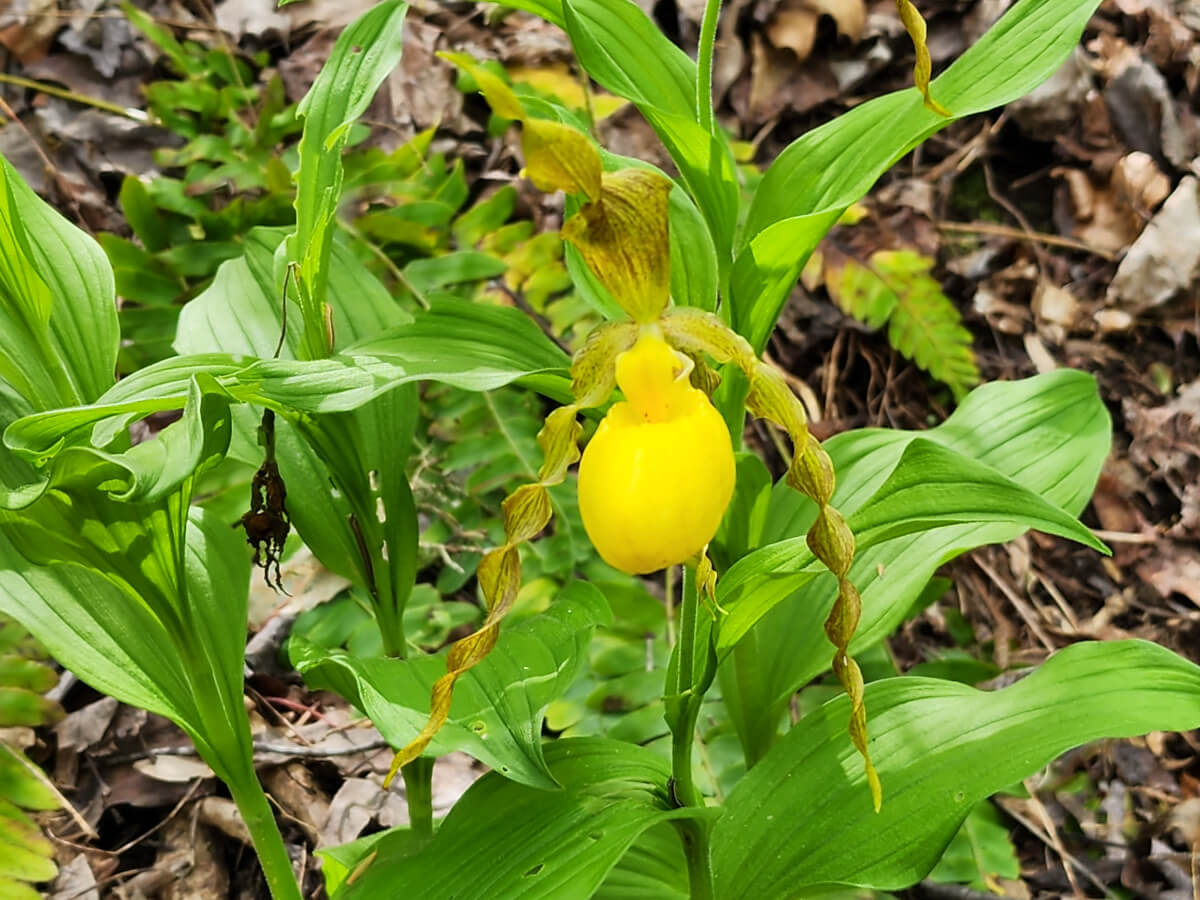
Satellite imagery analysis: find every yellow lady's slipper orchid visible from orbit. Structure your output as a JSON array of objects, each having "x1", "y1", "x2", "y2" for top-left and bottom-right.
[{"x1": 577, "y1": 331, "x2": 735, "y2": 574}]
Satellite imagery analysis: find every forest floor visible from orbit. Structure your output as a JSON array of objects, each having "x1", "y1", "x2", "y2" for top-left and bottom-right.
[{"x1": 1, "y1": 0, "x2": 1199, "y2": 897}]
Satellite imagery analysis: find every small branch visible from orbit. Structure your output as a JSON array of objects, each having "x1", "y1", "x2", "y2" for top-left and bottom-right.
[
  {"x1": 99, "y1": 738, "x2": 391, "y2": 766},
  {"x1": 0, "y1": 73, "x2": 151, "y2": 122},
  {"x1": 937, "y1": 220, "x2": 1117, "y2": 260}
]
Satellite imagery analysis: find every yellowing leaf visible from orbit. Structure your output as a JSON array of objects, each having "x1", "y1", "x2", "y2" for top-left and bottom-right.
[
  {"x1": 561, "y1": 169, "x2": 672, "y2": 323},
  {"x1": 523, "y1": 119, "x2": 602, "y2": 201},
  {"x1": 439, "y1": 51, "x2": 524, "y2": 120},
  {"x1": 508, "y1": 63, "x2": 628, "y2": 121}
]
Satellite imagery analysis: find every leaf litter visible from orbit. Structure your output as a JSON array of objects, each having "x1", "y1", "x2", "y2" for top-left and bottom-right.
[{"x1": 0, "y1": 0, "x2": 1198, "y2": 896}]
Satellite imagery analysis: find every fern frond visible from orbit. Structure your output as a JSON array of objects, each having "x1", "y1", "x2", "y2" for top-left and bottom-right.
[
  {"x1": 825, "y1": 247, "x2": 980, "y2": 400},
  {"x1": 0, "y1": 616, "x2": 61, "y2": 898}
]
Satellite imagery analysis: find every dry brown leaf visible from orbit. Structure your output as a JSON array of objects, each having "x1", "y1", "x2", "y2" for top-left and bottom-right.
[
  {"x1": 48, "y1": 853, "x2": 99, "y2": 900},
  {"x1": 1108, "y1": 177, "x2": 1200, "y2": 312},
  {"x1": 263, "y1": 762, "x2": 329, "y2": 846},
  {"x1": 1052, "y1": 167, "x2": 1142, "y2": 253},
  {"x1": 197, "y1": 796, "x2": 253, "y2": 845},
  {"x1": 1138, "y1": 553, "x2": 1200, "y2": 606},
  {"x1": 1032, "y1": 281, "x2": 1080, "y2": 331},
  {"x1": 767, "y1": 6, "x2": 819, "y2": 59},
  {"x1": 133, "y1": 755, "x2": 216, "y2": 783},
  {"x1": 1112, "y1": 151, "x2": 1170, "y2": 217},
  {"x1": 766, "y1": 0, "x2": 865, "y2": 59}
]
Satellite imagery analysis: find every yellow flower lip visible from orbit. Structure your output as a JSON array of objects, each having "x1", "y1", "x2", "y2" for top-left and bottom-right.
[{"x1": 577, "y1": 333, "x2": 736, "y2": 575}]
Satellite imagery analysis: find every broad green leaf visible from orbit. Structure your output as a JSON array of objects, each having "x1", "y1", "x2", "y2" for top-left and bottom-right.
[
  {"x1": 0, "y1": 526, "x2": 185, "y2": 719},
  {"x1": 562, "y1": 0, "x2": 739, "y2": 267},
  {"x1": 711, "y1": 640, "x2": 1200, "y2": 896},
  {"x1": 175, "y1": 225, "x2": 423, "y2": 648},
  {"x1": 720, "y1": 371, "x2": 1110, "y2": 760},
  {"x1": 289, "y1": 0, "x2": 408, "y2": 359},
  {"x1": 927, "y1": 800, "x2": 1020, "y2": 889},
  {"x1": 291, "y1": 390, "x2": 420, "y2": 656},
  {"x1": 669, "y1": 187, "x2": 719, "y2": 312},
  {"x1": 733, "y1": 0, "x2": 1107, "y2": 351},
  {"x1": 595, "y1": 822, "x2": 689, "y2": 900},
  {"x1": 499, "y1": 0, "x2": 565, "y2": 28},
  {"x1": 404, "y1": 250, "x2": 507, "y2": 293},
  {"x1": 0, "y1": 501, "x2": 253, "y2": 779},
  {"x1": 7, "y1": 299, "x2": 571, "y2": 457},
  {"x1": 342, "y1": 737, "x2": 699, "y2": 899},
  {"x1": 184, "y1": 233, "x2": 406, "y2": 369},
  {"x1": 292, "y1": 582, "x2": 610, "y2": 788},
  {"x1": 716, "y1": 436, "x2": 1106, "y2": 653},
  {"x1": 319, "y1": 829, "x2": 423, "y2": 898},
  {"x1": 0, "y1": 157, "x2": 118, "y2": 408}
]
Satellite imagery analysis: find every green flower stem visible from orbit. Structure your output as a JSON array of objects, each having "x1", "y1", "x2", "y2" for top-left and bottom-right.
[
  {"x1": 670, "y1": 572, "x2": 717, "y2": 900},
  {"x1": 402, "y1": 757, "x2": 436, "y2": 841},
  {"x1": 227, "y1": 775, "x2": 302, "y2": 900},
  {"x1": 696, "y1": 0, "x2": 723, "y2": 134}
]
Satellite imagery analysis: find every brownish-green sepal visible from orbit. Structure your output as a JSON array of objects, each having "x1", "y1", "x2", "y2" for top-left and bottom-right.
[
  {"x1": 570, "y1": 323, "x2": 638, "y2": 408},
  {"x1": 562, "y1": 169, "x2": 673, "y2": 323},
  {"x1": 694, "y1": 547, "x2": 725, "y2": 616},
  {"x1": 895, "y1": 0, "x2": 950, "y2": 116},
  {"x1": 439, "y1": 51, "x2": 603, "y2": 199},
  {"x1": 503, "y1": 483, "x2": 553, "y2": 543},
  {"x1": 684, "y1": 352, "x2": 722, "y2": 396},
  {"x1": 742, "y1": 360, "x2": 878, "y2": 808}
]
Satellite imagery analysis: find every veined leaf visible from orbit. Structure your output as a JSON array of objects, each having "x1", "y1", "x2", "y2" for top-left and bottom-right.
[
  {"x1": 594, "y1": 822, "x2": 689, "y2": 900},
  {"x1": 716, "y1": 436, "x2": 1106, "y2": 653},
  {"x1": 341, "y1": 737, "x2": 701, "y2": 899},
  {"x1": 718, "y1": 370, "x2": 1110, "y2": 761},
  {"x1": 561, "y1": 0, "x2": 739, "y2": 268},
  {"x1": 733, "y1": 0, "x2": 1108, "y2": 351},
  {"x1": 927, "y1": 800, "x2": 1020, "y2": 890},
  {"x1": 711, "y1": 640, "x2": 1200, "y2": 896},
  {"x1": 0, "y1": 157, "x2": 118, "y2": 409},
  {"x1": 6, "y1": 299, "x2": 571, "y2": 461},
  {"x1": 289, "y1": 0, "x2": 408, "y2": 359},
  {"x1": 292, "y1": 582, "x2": 610, "y2": 789}
]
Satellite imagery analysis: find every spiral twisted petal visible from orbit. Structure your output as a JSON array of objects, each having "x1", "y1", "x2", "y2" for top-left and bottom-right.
[
  {"x1": 895, "y1": 0, "x2": 950, "y2": 115},
  {"x1": 658, "y1": 307, "x2": 880, "y2": 809},
  {"x1": 385, "y1": 407, "x2": 581, "y2": 785}
]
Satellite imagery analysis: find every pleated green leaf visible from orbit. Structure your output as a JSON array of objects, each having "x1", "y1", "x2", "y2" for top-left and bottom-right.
[
  {"x1": 292, "y1": 582, "x2": 610, "y2": 789},
  {"x1": 733, "y1": 0, "x2": 1108, "y2": 350},
  {"x1": 712, "y1": 640, "x2": 1200, "y2": 896},
  {"x1": 718, "y1": 370, "x2": 1110, "y2": 762},
  {"x1": 341, "y1": 738, "x2": 702, "y2": 899}
]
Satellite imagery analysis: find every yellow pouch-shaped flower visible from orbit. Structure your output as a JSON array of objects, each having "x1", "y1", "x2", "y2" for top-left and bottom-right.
[{"x1": 578, "y1": 332, "x2": 736, "y2": 574}]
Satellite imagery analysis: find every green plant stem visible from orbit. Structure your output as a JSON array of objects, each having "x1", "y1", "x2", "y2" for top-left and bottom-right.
[
  {"x1": 677, "y1": 818, "x2": 715, "y2": 900},
  {"x1": 670, "y1": 573, "x2": 718, "y2": 900},
  {"x1": 227, "y1": 776, "x2": 302, "y2": 900},
  {"x1": 696, "y1": 0, "x2": 723, "y2": 134},
  {"x1": 402, "y1": 757, "x2": 436, "y2": 841}
]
